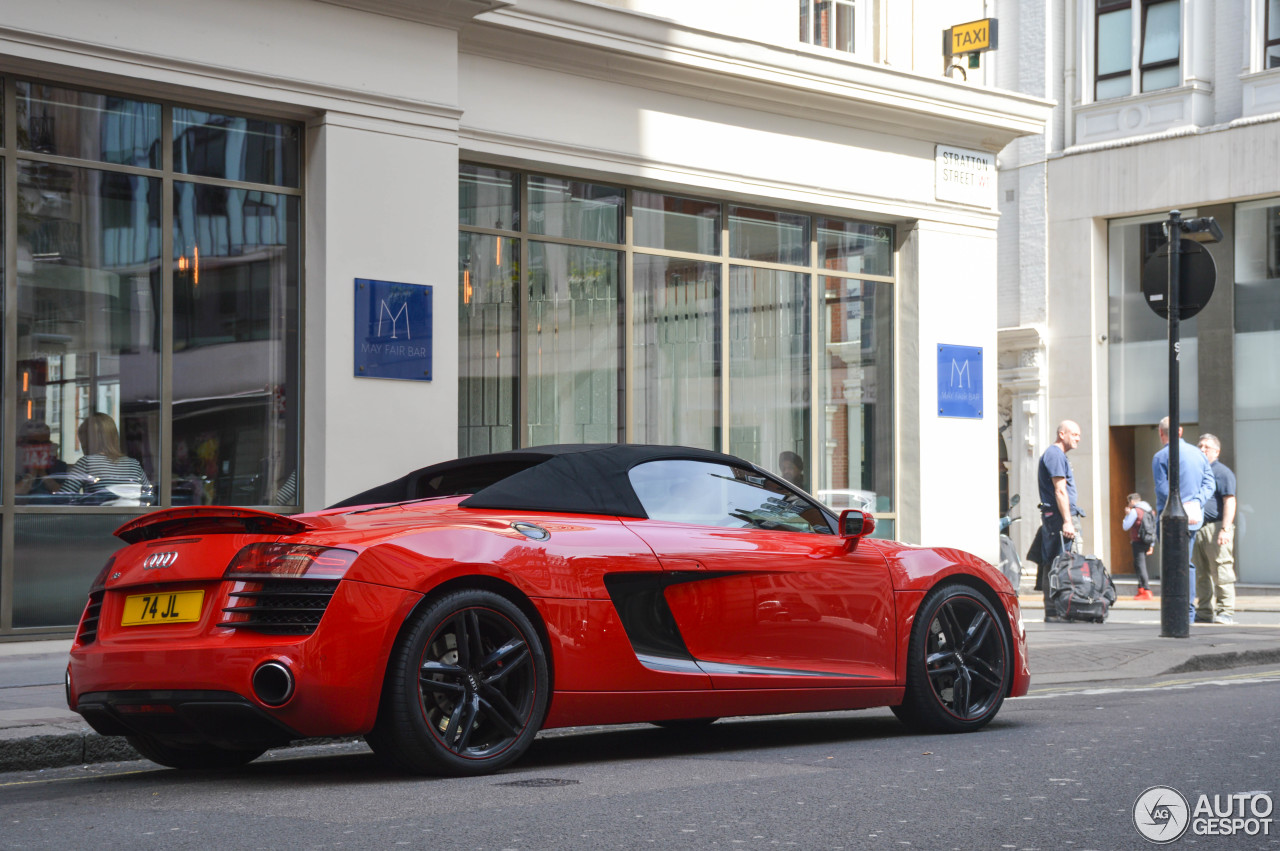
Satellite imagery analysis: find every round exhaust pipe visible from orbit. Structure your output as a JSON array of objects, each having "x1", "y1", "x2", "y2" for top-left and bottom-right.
[{"x1": 252, "y1": 661, "x2": 295, "y2": 707}]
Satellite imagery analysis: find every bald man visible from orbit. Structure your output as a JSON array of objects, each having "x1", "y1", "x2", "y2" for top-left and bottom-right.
[{"x1": 1037, "y1": 420, "x2": 1081, "y2": 622}]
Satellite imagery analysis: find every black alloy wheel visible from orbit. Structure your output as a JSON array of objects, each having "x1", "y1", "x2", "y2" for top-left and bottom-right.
[
  {"x1": 125, "y1": 734, "x2": 265, "y2": 770},
  {"x1": 367, "y1": 589, "x2": 549, "y2": 776},
  {"x1": 893, "y1": 584, "x2": 1010, "y2": 733}
]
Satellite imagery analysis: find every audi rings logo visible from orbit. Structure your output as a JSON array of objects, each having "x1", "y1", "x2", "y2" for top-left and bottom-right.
[
  {"x1": 142, "y1": 552, "x2": 179, "y2": 570},
  {"x1": 1135, "y1": 786, "x2": 1191, "y2": 843}
]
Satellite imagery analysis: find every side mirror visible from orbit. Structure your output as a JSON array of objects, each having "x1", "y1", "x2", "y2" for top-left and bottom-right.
[
  {"x1": 1010, "y1": 493, "x2": 1020, "y2": 508},
  {"x1": 839, "y1": 509, "x2": 876, "y2": 545}
]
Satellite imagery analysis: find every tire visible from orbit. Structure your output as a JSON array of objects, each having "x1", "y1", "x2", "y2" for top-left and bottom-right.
[
  {"x1": 126, "y1": 734, "x2": 265, "y2": 769},
  {"x1": 367, "y1": 589, "x2": 549, "y2": 776},
  {"x1": 892, "y1": 584, "x2": 1010, "y2": 734},
  {"x1": 650, "y1": 718, "x2": 719, "y2": 731}
]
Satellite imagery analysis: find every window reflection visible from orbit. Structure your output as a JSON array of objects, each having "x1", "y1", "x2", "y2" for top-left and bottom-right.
[
  {"x1": 528, "y1": 177, "x2": 623, "y2": 243},
  {"x1": 16, "y1": 81, "x2": 159, "y2": 167},
  {"x1": 633, "y1": 192, "x2": 720, "y2": 254},
  {"x1": 14, "y1": 161, "x2": 160, "y2": 505},
  {"x1": 817, "y1": 278, "x2": 893, "y2": 514},
  {"x1": 729, "y1": 206, "x2": 809, "y2": 266},
  {"x1": 459, "y1": 232, "x2": 518, "y2": 455},
  {"x1": 728, "y1": 266, "x2": 810, "y2": 484},
  {"x1": 173, "y1": 108, "x2": 299, "y2": 188},
  {"x1": 527, "y1": 243, "x2": 621, "y2": 445},
  {"x1": 818, "y1": 218, "x2": 893, "y2": 277},
  {"x1": 633, "y1": 255, "x2": 720, "y2": 449},
  {"x1": 1107, "y1": 217, "x2": 1198, "y2": 425},
  {"x1": 459, "y1": 165, "x2": 519, "y2": 231},
  {"x1": 171, "y1": 183, "x2": 299, "y2": 505},
  {"x1": 14, "y1": 514, "x2": 129, "y2": 627}
]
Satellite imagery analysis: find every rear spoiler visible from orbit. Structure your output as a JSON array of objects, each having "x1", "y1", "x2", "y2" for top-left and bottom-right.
[{"x1": 115, "y1": 507, "x2": 311, "y2": 544}]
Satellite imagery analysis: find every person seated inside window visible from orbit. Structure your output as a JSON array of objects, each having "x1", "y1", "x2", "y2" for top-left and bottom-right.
[
  {"x1": 14, "y1": 420, "x2": 68, "y2": 499},
  {"x1": 59, "y1": 413, "x2": 152, "y2": 503}
]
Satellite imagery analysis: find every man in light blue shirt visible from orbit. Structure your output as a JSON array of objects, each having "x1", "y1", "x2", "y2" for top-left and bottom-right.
[{"x1": 1153, "y1": 417, "x2": 1217, "y2": 626}]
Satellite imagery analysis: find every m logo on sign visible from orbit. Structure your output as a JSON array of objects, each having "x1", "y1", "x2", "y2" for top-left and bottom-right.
[
  {"x1": 378, "y1": 300, "x2": 411, "y2": 340},
  {"x1": 938, "y1": 344, "x2": 982, "y2": 419}
]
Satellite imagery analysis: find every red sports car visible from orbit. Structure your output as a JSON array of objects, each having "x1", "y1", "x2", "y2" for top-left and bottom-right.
[{"x1": 67, "y1": 444, "x2": 1029, "y2": 776}]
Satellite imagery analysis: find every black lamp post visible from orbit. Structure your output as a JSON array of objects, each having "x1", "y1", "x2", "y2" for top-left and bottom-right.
[{"x1": 1148, "y1": 210, "x2": 1222, "y2": 638}]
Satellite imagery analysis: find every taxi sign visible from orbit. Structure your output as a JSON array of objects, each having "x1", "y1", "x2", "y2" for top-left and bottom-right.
[{"x1": 944, "y1": 18, "x2": 998, "y2": 56}]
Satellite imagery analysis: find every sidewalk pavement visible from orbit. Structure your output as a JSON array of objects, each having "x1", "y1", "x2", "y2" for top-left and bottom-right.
[{"x1": 4, "y1": 583, "x2": 1280, "y2": 773}]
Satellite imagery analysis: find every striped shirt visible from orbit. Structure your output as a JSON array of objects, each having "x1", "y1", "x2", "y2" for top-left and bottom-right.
[{"x1": 58, "y1": 454, "x2": 151, "y2": 494}]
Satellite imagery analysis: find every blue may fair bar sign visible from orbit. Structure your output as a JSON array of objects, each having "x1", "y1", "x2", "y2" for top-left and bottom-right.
[
  {"x1": 353, "y1": 279, "x2": 433, "y2": 381},
  {"x1": 937, "y1": 344, "x2": 982, "y2": 418}
]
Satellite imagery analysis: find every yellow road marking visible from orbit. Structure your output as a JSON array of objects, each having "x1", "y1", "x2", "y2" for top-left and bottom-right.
[{"x1": 0, "y1": 767, "x2": 155, "y2": 787}]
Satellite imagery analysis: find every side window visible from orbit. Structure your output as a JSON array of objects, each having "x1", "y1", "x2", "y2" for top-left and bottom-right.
[
  {"x1": 1267, "y1": 0, "x2": 1280, "y2": 69},
  {"x1": 629, "y1": 460, "x2": 832, "y2": 534}
]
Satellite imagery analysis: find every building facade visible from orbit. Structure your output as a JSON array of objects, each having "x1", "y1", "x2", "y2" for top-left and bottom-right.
[
  {"x1": 995, "y1": 0, "x2": 1280, "y2": 585},
  {"x1": 0, "y1": 0, "x2": 1047, "y2": 638}
]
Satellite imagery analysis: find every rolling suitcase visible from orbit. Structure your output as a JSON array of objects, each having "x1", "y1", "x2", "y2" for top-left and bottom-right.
[{"x1": 1047, "y1": 536, "x2": 1117, "y2": 623}]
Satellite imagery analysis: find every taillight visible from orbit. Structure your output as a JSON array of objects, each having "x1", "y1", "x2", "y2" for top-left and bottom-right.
[
  {"x1": 90, "y1": 556, "x2": 116, "y2": 593},
  {"x1": 224, "y1": 543, "x2": 357, "y2": 580}
]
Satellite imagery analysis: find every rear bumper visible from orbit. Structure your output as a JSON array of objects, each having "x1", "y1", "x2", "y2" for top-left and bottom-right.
[
  {"x1": 68, "y1": 580, "x2": 422, "y2": 739},
  {"x1": 76, "y1": 690, "x2": 300, "y2": 748}
]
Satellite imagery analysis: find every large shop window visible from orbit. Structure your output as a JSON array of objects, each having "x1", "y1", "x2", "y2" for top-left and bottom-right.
[
  {"x1": 2, "y1": 79, "x2": 301, "y2": 631},
  {"x1": 458, "y1": 167, "x2": 895, "y2": 535},
  {"x1": 1095, "y1": 0, "x2": 1182, "y2": 100},
  {"x1": 1234, "y1": 199, "x2": 1280, "y2": 585},
  {"x1": 1107, "y1": 215, "x2": 1198, "y2": 425}
]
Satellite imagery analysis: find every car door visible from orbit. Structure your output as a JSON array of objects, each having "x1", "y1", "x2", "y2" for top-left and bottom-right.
[{"x1": 623, "y1": 458, "x2": 896, "y2": 689}]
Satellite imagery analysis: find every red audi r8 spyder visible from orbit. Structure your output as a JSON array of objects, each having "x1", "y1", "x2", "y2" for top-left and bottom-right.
[{"x1": 67, "y1": 444, "x2": 1029, "y2": 776}]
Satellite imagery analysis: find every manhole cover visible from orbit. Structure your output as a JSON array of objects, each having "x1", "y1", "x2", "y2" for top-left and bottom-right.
[{"x1": 498, "y1": 777, "x2": 580, "y2": 788}]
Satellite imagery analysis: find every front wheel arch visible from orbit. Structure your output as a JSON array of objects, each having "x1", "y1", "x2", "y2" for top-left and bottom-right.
[{"x1": 915, "y1": 575, "x2": 1015, "y2": 696}]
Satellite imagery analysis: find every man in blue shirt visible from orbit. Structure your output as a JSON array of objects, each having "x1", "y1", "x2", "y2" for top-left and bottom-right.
[
  {"x1": 1037, "y1": 419, "x2": 1080, "y2": 622},
  {"x1": 1153, "y1": 417, "x2": 1217, "y2": 626}
]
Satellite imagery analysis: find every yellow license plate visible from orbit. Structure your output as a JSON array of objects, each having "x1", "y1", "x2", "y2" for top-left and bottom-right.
[{"x1": 121, "y1": 590, "x2": 205, "y2": 626}]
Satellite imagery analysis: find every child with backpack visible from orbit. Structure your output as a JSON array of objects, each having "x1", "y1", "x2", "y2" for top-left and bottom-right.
[{"x1": 1122, "y1": 492, "x2": 1157, "y2": 600}]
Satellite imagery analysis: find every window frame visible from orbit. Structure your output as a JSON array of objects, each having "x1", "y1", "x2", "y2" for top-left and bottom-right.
[
  {"x1": 1093, "y1": 0, "x2": 1184, "y2": 101},
  {"x1": 1138, "y1": 0, "x2": 1181, "y2": 93},
  {"x1": 1267, "y1": 0, "x2": 1280, "y2": 69},
  {"x1": 799, "y1": 0, "x2": 864, "y2": 56},
  {"x1": 1, "y1": 78, "x2": 304, "y2": 513},
  {"x1": 457, "y1": 164, "x2": 898, "y2": 534},
  {"x1": 1095, "y1": 0, "x2": 1134, "y2": 100},
  {"x1": 0, "y1": 75, "x2": 304, "y2": 636}
]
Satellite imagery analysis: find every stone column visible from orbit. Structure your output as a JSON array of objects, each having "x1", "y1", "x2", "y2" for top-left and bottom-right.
[{"x1": 998, "y1": 325, "x2": 1048, "y2": 568}]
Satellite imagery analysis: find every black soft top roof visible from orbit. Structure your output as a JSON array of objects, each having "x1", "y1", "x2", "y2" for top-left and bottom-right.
[{"x1": 329, "y1": 444, "x2": 762, "y2": 518}]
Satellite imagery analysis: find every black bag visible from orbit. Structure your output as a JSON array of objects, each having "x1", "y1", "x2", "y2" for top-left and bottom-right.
[
  {"x1": 1026, "y1": 526, "x2": 1044, "y2": 564},
  {"x1": 1047, "y1": 537, "x2": 1117, "y2": 623},
  {"x1": 1027, "y1": 526, "x2": 1046, "y2": 590},
  {"x1": 1137, "y1": 507, "x2": 1157, "y2": 546}
]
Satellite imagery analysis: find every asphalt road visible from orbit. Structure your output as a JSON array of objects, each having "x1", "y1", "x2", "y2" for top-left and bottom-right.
[{"x1": 2, "y1": 667, "x2": 1278, "y2": 850}]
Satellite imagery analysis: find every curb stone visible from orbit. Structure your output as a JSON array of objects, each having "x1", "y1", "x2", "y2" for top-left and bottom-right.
[
  {"x1": 0, "y1": 733, "x2": 364, "y2": 773},
  {"x1": 1161, "y1": 647, "x2": 1280, "y2": 675},
  {"x1": 0, "y1": 732, "x2": 139, "y2": 773}
]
